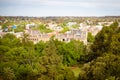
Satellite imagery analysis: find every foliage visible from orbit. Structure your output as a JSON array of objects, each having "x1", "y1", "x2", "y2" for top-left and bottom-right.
[
  {"x1": 32, "y1": 24, "x2": 53, "y2": 33},
  {"x1": 87, "y1": 32, "x2": 95, "y2": 43},
  {"x1": 79, "y1": 54, "x2": 120, "y2": 80},
  {"x1": 34, "y1": 41, "x2": 46, "y2": 56},
  {"x1": 60, "y1": 26, "x2": 69, "y2": 33},
  {"x1": 87, "y1": 21, "x2": 119, "y2": 61},
  {"x1": 14, "y1": 25, "x2": 25, "y2": 32},
  {"x1": 60, "y1": 22, "x2": 70, "y2": 33},
  {"x1": 71, "y1": 24, "x2": 79, "y2": 29},
  {"x1": 57, "y1": 40, "x2": 86, "y2": 66},
  {"x1": 79, "y1": 22, "x2": 120, "y2": 80},
  {"x1": 0, "y1": 33, "x2": 76, "y2": 80},
  {"x1": 0, "y1": 33, "x2": 21, "y2": 48}
]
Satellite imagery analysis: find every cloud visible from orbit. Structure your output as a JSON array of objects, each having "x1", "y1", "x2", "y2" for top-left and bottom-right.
[
  {"x1": 1, "y1": 0, "x2": 120, "y2": 8},
  {"x1": 50, "y1": 0, "x2": 119, "y2": 7},
  {"x1": 0, "y1": 0, "x2": 120, "y2": 16}
]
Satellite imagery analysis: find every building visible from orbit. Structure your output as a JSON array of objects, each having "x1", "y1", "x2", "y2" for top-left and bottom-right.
[
  {"x1": 25, "y1": 29, "x2": 42, "y2": 44},
  {"x1": 55, "y1": 29, "x2": 88, "y2": 45},
  {"x1": 88, "y1": 25, "x2": 103, "y2": 36},
  {"x1": 0, "y1": 32, "x2": 6, "y2": 38},
  {"x1": 14, "y1": 32, "x2": 23, "y2": 38},
  {"x1": 25, "y1": 29, "x2": 51, "y2": 44},
  {"x1": 67, "y1": 22, "x2": 77, "y2": 27}
]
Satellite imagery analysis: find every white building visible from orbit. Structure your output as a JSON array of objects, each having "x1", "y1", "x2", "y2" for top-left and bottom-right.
[
  {"x1": 14, "y1": 32, "x2": 23, "y2": 38},
  {"x1": 26, "y1": 23, "x2": 36, "y2": 29},
  {"x1": 0, "y1": 25, "x2": 2, "y2": 29},
  {"x1": 67, "y1": 22, "x2": 77, "y2": 27}
]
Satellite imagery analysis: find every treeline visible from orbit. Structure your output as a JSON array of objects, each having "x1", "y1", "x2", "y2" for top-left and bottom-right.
[
  {"x1": 0, "y1": 22, "x2": 120, "y2": 80},
  {"x1": 0, "y1": 16, "x2": 120, "y2": 25},
  {"x1": 0, "y1": 33, "x2": 86, "y2": 80},
  {"x1": 79, "y1": 22, "x2": 120, "y2": 80}
]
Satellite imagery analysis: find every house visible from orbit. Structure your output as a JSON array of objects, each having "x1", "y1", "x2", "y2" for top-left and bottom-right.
[
  {"x1": 88, "y1": 25, "x2": 103, "y2": 36},
  {"x1": 67, "y1": 22, "x2": 77, "y2": 27},
  {"x1": 0, "y1": 30, "x2": 3, "y2": 33},
  {"x1": 53, "y1": 26, "x2": 63, "y2": 32},
  {"x1": 55, "y1": 33, "x2": 68, "y2": 42},
  {"x1": 119, "y1": 23, "x2": 120, "y2": 27},
  {"x1": 47, "y1": 22, "x2": 58, "y2": 30},
  {"x1": 0, "y1": 32, "x2": 6, "y2": 38},
  {"x1": 0, "y1": 25, "x2": 2, "y2": 29},
  {"x1": 25, "y1": 29, "x2": 42, "y2": 44},
  {"x1": 14, "y1": 32, "x2": 23, "y2": 38},
  {"x1": 55, "y1": 29, "x2": 88, "y2": 45},
  {"x1": 25, "y1": 29, "x2": 51, "y2": 44},
  {"x1": 40, "y1": 33, "x2": 51, "y2": 42},
  {"x1": 98, "y1": 22, "x2": 113, "y2": 26},
  {"x1": 26, "y1": 23, "x2": 36, "y2": 30}
]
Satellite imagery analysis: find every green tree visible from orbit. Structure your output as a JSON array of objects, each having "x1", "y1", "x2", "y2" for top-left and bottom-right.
[
  {"x1": 79, "y1": 54, "x2": 120, "y2": 80},
  {"x1": 3, "y1": 67, "x2": 16, "y2": 80},
  {"x1": 1, "y1": 33, "x2": 21, "y2": 48},
  {"x1": 87, "y1": 32, "x2": 95, "y2": 43},
  {"x1": 38, "y1": 39, "x2": 75, "y2": 80},
  {"x1": 88, "y1": 22, "x2": 119, "y2": 61},
  {"x1": 79, "y1": 22, "x2": 120, "y2": 80},
  {"x1": 34, "y1": 41, "x2": 46, "y2": 56},
  {"x1": 57, "y1": 40, "x2": 86, "y2": 66}
]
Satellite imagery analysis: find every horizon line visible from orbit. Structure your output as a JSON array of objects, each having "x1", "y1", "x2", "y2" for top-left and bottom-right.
[{"x1": 0, "y1": 15, "x2": 120, "y2": 17}]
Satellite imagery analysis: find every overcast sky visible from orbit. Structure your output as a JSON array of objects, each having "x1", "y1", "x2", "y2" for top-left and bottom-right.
[{"x1": 0, "y1": 0, "x2": 120, "y2": 16}]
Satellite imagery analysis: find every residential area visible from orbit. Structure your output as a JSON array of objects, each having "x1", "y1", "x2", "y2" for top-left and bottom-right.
[{"x1": 0, "y1": 16, "x2": 120, "y2": 44}]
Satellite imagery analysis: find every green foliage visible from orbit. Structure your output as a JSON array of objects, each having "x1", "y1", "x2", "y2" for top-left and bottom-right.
[
  {"x1": 2, "y1": 21, "x2": 14, "y2": 29},
  {"x1": 57, "y1": 40, "x2": 86, "y2": 66},
  {"x1": 70, "y1": 67, "x2": 81, "y2": 78},
  {"x1": 3, "y1": 67, "x2": 16, "y2": 80},
  {"x1": 34, "y1": 41, "x2": 46, "y2": 56},
  {"x1": 0, "y1": 34, "x2": 76, "y2": 80},
  {"x1": 71, "y1": 24, "x2": 79, "y2": 29},
  {"x1": 37, "y1": 38, "x2": 76, "y2": 80},
  {"x1": 60, "y1": 22, "x2": 67, "y2": 28},
  {"x1": 79, "y1": 54, "x2": 120, "y2": 80},
  {"x1": 109, "y1": 33, "x2": 120, "y2": 54},
  {"x1": 87, "y1": 32, "x2": 95, "y2": 43},
  {"x1": 60, "y1": 26, "x2": 69, "y2": 33},
  {"x1": 60, "y1": 22, "x2": 70, "y2": 33},
  {"x1": 21, "y1": 32, "x2": 34, "y2": 48},
  {"x1": 0, "y1": 33, "x2": 21, "y2": 48},
  {"x1": 32, "y1": 24, "x2": 53, "y2": 33},
  {"x1": 14, "y1": 25, "x2": 25, "y2": 32},
  {"x1": 88, "y1": 22, "x2": 119, "y2": 61},
  {"x1": 79, "y1": 22, "x2": 120, "y2": 80}
]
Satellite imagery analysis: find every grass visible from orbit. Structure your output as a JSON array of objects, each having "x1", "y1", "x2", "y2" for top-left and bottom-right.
[{"x1": 32, "y1": 24, "x2": 53, "y2": 33}]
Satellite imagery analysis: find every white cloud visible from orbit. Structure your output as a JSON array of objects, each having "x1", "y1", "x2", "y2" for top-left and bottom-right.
[
  {"x1": 0, "y1": 0, "x2": 120, "y2": 16},
  {"x1": 27, "y1": 0, "x2": 120, "y2": 8},
  {"x1": 1, "y1": 0, "x2": 120, "y2": 8}
]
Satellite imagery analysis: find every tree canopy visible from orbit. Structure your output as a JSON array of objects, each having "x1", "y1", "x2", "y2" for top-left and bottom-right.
[{"x1": 79, "y1": 22, "x2": 120, "y2": 80}]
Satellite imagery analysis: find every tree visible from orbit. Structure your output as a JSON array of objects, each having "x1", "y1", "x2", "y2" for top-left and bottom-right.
[
  {"x1": 109, "y1": 33, "x2": 120, "y2": 55},
  {"x1": 87, "y1": 32, "x2": 94, "y2": 43},
  {"x1": 3, "y1": 67, "x2": 16, "y2": 80},
  {"x1": 34, "y1": 41, "x2": 46, "y2": 56},
  {"x1": 57, "y1": 40, "x2": 86, "y2": 66},
  {"x1": 38, "y1": 39, "x2": 75, "y2": 80},
  {"x1": 0, "y1": 31, "x2": 76, "y2": 80},
  {"x1": 79, "y1": 22, "x2": 120, "y2": 80},
  {"x1": 79, "y1": 54, "x2": 120, "y2": 80},
  {"x1": 1, "y1": 33, "x2": 21, "y2": 48},
  {"x1": 88, "y1": 22, "x2": 119, "y2": 61}
]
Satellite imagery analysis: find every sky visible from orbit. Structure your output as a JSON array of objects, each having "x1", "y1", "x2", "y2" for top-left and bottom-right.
[{"x1": 0, "y1": 0, "x2": 120, "y2": 16}]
